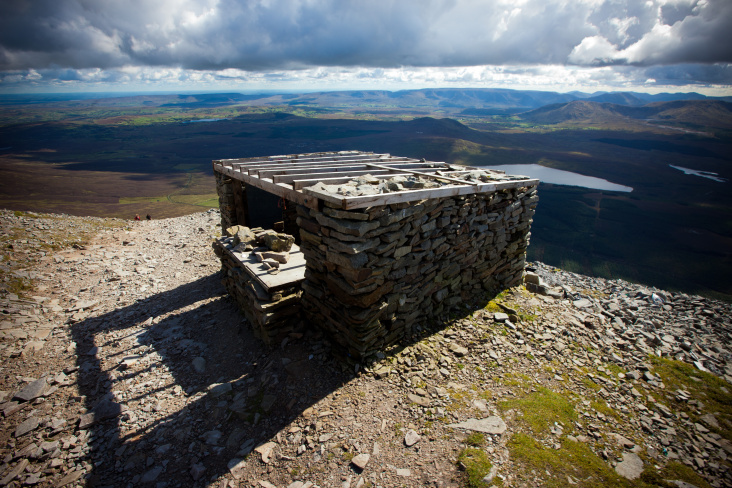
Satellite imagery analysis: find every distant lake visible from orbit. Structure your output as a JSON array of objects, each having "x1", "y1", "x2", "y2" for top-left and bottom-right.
[
  {"x1": 669, "y1": 164, "x2": 727, "y2": 183},
  {"x1": 479, "y1": 164, "x2": 633, "y2": 192}
]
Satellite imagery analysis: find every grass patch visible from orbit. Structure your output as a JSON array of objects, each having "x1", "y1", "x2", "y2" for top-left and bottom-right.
[
  {"x1": 509, "y1": 433, "x2": 643, "y2": 488},
  {"x1": 465, "y1": 432, "x2": 486, "y2": 447},
  {"x1": 650, "y1": 356, "x2": 732, "y2": 441},
  {"x1": 500, "y1": 386, "x2": 577, "y2": 434},
  {"x1": 5, "y1": 276, "x2": 34, "y2": 297},
  {"x1": 590, "y1": 399, "x2": 618, "y2": 419},
  {"x1": 649, "y1": 461, "x2": 712, "y2": 488},
  {"x1": 581, "y1": 377, "x2": 602, "y2": 392},
  {"x1": 119, "y1": 196, "x2": 168, "y2": 204},
  {"x1": 458, "y1": 447, "x2": 493, "y2": 488}
]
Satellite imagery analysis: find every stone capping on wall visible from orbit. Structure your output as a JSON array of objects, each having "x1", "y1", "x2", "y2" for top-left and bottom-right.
[{"x1": 212, "y1": 150, "x2": 538, "y2": 211}]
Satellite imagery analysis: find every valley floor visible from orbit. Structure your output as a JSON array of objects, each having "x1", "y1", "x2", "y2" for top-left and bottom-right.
[{"x1": 0, "y1": 209, "x2": 730, "y2": 488}]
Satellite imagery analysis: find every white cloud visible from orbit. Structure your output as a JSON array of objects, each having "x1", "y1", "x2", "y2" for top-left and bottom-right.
[
  {"x1": 1, "y1": 63, "x2": 729, "y2": 96},
  {"x1": 0, "y1": 0, "x2": 729, "y2": 92},
  {"x1": 568, "y1": 36, "x2": 622, "y2": 65}
]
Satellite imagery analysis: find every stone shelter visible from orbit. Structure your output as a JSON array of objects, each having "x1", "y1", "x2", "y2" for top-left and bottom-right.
[{"x1": 212, "y1": 151, "x2": 538, "y2": 360}]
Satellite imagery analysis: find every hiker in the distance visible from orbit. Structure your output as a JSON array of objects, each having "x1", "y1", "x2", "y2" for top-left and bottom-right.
[{"x1": 134, "y1": 214, "x2": 141, "y2": 221}]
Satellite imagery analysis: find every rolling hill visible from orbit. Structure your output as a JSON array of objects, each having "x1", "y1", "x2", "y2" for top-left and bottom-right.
[{"x1": 520, "y1": 99, "x2": 732, "y2": 130}]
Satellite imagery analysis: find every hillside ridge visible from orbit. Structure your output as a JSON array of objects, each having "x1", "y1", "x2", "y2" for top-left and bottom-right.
[
  {"x1": 0, "y1": 209, "x2": 730, "y2": 487},
  {"x1": 519, "y1": 99, "x2": 732, "y2": 129}
]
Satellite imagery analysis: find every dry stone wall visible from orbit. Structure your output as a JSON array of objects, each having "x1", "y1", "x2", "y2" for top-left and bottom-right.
[
  {"x1": 215, "y1": 172, "x2": 237, "y2": 232},
  {"x1": 212, "y1": 238, "x2": 302, "y2": 344},
  {"x1": 296, "y1": 184, "x2": 538, "y2": 360}
]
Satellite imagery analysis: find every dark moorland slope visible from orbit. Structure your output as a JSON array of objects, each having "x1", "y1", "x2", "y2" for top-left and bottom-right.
[{"x1": 0, "y1": 89, "x2": 730, "y2": 300}]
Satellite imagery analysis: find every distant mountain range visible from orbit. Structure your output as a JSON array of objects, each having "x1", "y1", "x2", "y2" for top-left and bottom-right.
[
  {"x1": 246, "y1": 88, "x2": 732, "y2": 114},
  {"x1": 1, "y1": 87, "x2": 730, "y2": 114}
]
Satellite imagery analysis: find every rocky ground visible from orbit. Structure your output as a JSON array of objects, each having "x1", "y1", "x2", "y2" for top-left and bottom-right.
[{"x1": 0, "y1": 208, "x2": 730, "y2": 488}]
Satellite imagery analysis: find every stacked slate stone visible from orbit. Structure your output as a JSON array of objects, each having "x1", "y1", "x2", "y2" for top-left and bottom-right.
[
  {"x1": 214, "y1": 172, "x2": 237, "y2": 231},
  {"x1": 212, "y1": 226, "x2": 302, "y2": 345},
  {"x1": 296, "y1": 185, "x2": 539, "y2": 360}
]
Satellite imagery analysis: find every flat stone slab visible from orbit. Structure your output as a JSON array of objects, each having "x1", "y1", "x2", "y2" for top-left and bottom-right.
[
  {"x1": 79, "y1": 398, "x2": 125, "y2": 429},
  {"x1": 615, "y1": 452, "x2": 643, "y2": 480},
  {"x1": 15, "y1": 416, "x2": 40, "y2": 437},
  {"x1": 14, "y1": 378, "x2": 48, "y2": 402},
  {"x1": 447, "y1": 416, "x2": 507, "y2": 435}
]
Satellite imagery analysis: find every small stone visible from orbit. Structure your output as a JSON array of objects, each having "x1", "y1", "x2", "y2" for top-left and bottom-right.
[
  {"x1": 190, "y1": 463, "x2": 206, "y2": 481},
  {"x1": 494, "y1": 312, "x2": 509, "y2": 322},
  {"x1": 261, "y1": 251, "x2": 290, "y2": 263},
  {"x1": 261, "y1": 394, "x2": 276, "y2": 412},
  {"x1": 609, "y1": 433, "x2": 635, "y2": 449},
  {"x1": 396, "y1": 468, "x2": 411, "y2": 476},
  {"x1": 201, "y1": 430, "x2": 222, "y2": 445},
  {"x1": 79, "y1": 398, "x2": 124, "y2": 429},
  {"x1": 56, "y1": 469, "x2": 83, "y2": 487},
  {"x1": 237, "y1": 438, "x2": 256, "y2": 457},
  {"x1": 192, "y1": 357, "x2": 206, "y2": 373},
  {"x1": 140, "y1": 466, "x2": 163, "y2": 483},
  {"x1": 351, "y1": 453, "x2": 370, "y2": 470},
  {"x1": 700, "y1": 413, "x2": 719, "y2": 429},
  {"x1": 23, "y1": 471, "x2": 42, "y2": 485},
  {"x1": 254, "y1": 441, "x2": 277, "y2": 464},
  {"x1": 262, "y1": 233, "x2": 295, "y2": 252},
  {"x1": 404, "y1": 430, "x2": 420, "y2": 447},
  {"x1": 227, "y1": 458, "x2": 247, "y2": 479},
  {"x1": 449, "y1": 343, "x2": 469, "y2": 357},
  {"x1": 407, "y1": 393, "x2": 430, "y2": 407},
  {"x1": 208, "y1": 382, "x2": 232, "y2": 398}
]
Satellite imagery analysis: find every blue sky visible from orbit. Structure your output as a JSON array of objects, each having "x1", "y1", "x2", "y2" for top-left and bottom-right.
[{"x1": 1, "y1": 0, "x2": 731, "y2": 95}]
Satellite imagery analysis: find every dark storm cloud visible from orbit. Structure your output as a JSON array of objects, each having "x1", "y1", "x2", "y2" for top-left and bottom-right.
[{"x1": 1, "y1": 0, "x2": 730, "y2": 73}]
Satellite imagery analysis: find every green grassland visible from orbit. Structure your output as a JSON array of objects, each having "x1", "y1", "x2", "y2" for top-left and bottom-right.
[{"x1": 0, "y1": 93, "x2": 730, "y2": 299}]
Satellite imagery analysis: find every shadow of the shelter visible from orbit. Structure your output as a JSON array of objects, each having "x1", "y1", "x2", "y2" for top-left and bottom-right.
[
  {"x1": 69, "y1": 269, "x2": 497, "y2": 487},
  {"x1": 68, "y1": 272, "x2": 353, "y2": 487}
]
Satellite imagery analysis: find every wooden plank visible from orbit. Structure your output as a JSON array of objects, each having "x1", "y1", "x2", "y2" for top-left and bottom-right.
[
  {"x1": 273, "y1": 166, "x2": 445, "y2": 185},
  {"x1": 224, "y1": 244, "x2": 307, "y2": 292},
  {"x1": 243, "y1": 259, "x2": 306, "y2": 292},
  {"x1": 216, "y1": 165, "x2": 320, "y2": 209},
  {"x1": 364, "y1": 162, "x2": 476, "y2": 186},
  {"x1": 241, "y1": 159, "x2": 419, "y2": 175},
  {"x1": 291, "y1": 173, "x2": 414, "y2": 190},
  {"x1": 253, "y1": 161, "x2": 432, "y2": 179},
  {"x1": 223, "y1": 153, "x2": 388, "y2": 167},
  {"x1": 232, "y1": 156, "x2": 412, "y2": 170},
  {"x1": 275, "y1": 169, "x2": 395, "y2": 185}
]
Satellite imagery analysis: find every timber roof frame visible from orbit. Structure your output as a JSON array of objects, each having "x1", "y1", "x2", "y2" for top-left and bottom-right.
[{"x1": 212, "y1": 150, "x2": 538, "y2": 210}]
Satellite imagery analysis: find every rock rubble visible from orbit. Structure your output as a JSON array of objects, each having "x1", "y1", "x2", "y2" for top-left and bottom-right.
[{"x1": 0, "y1": 208, "x2": 730, "y2": 488}]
